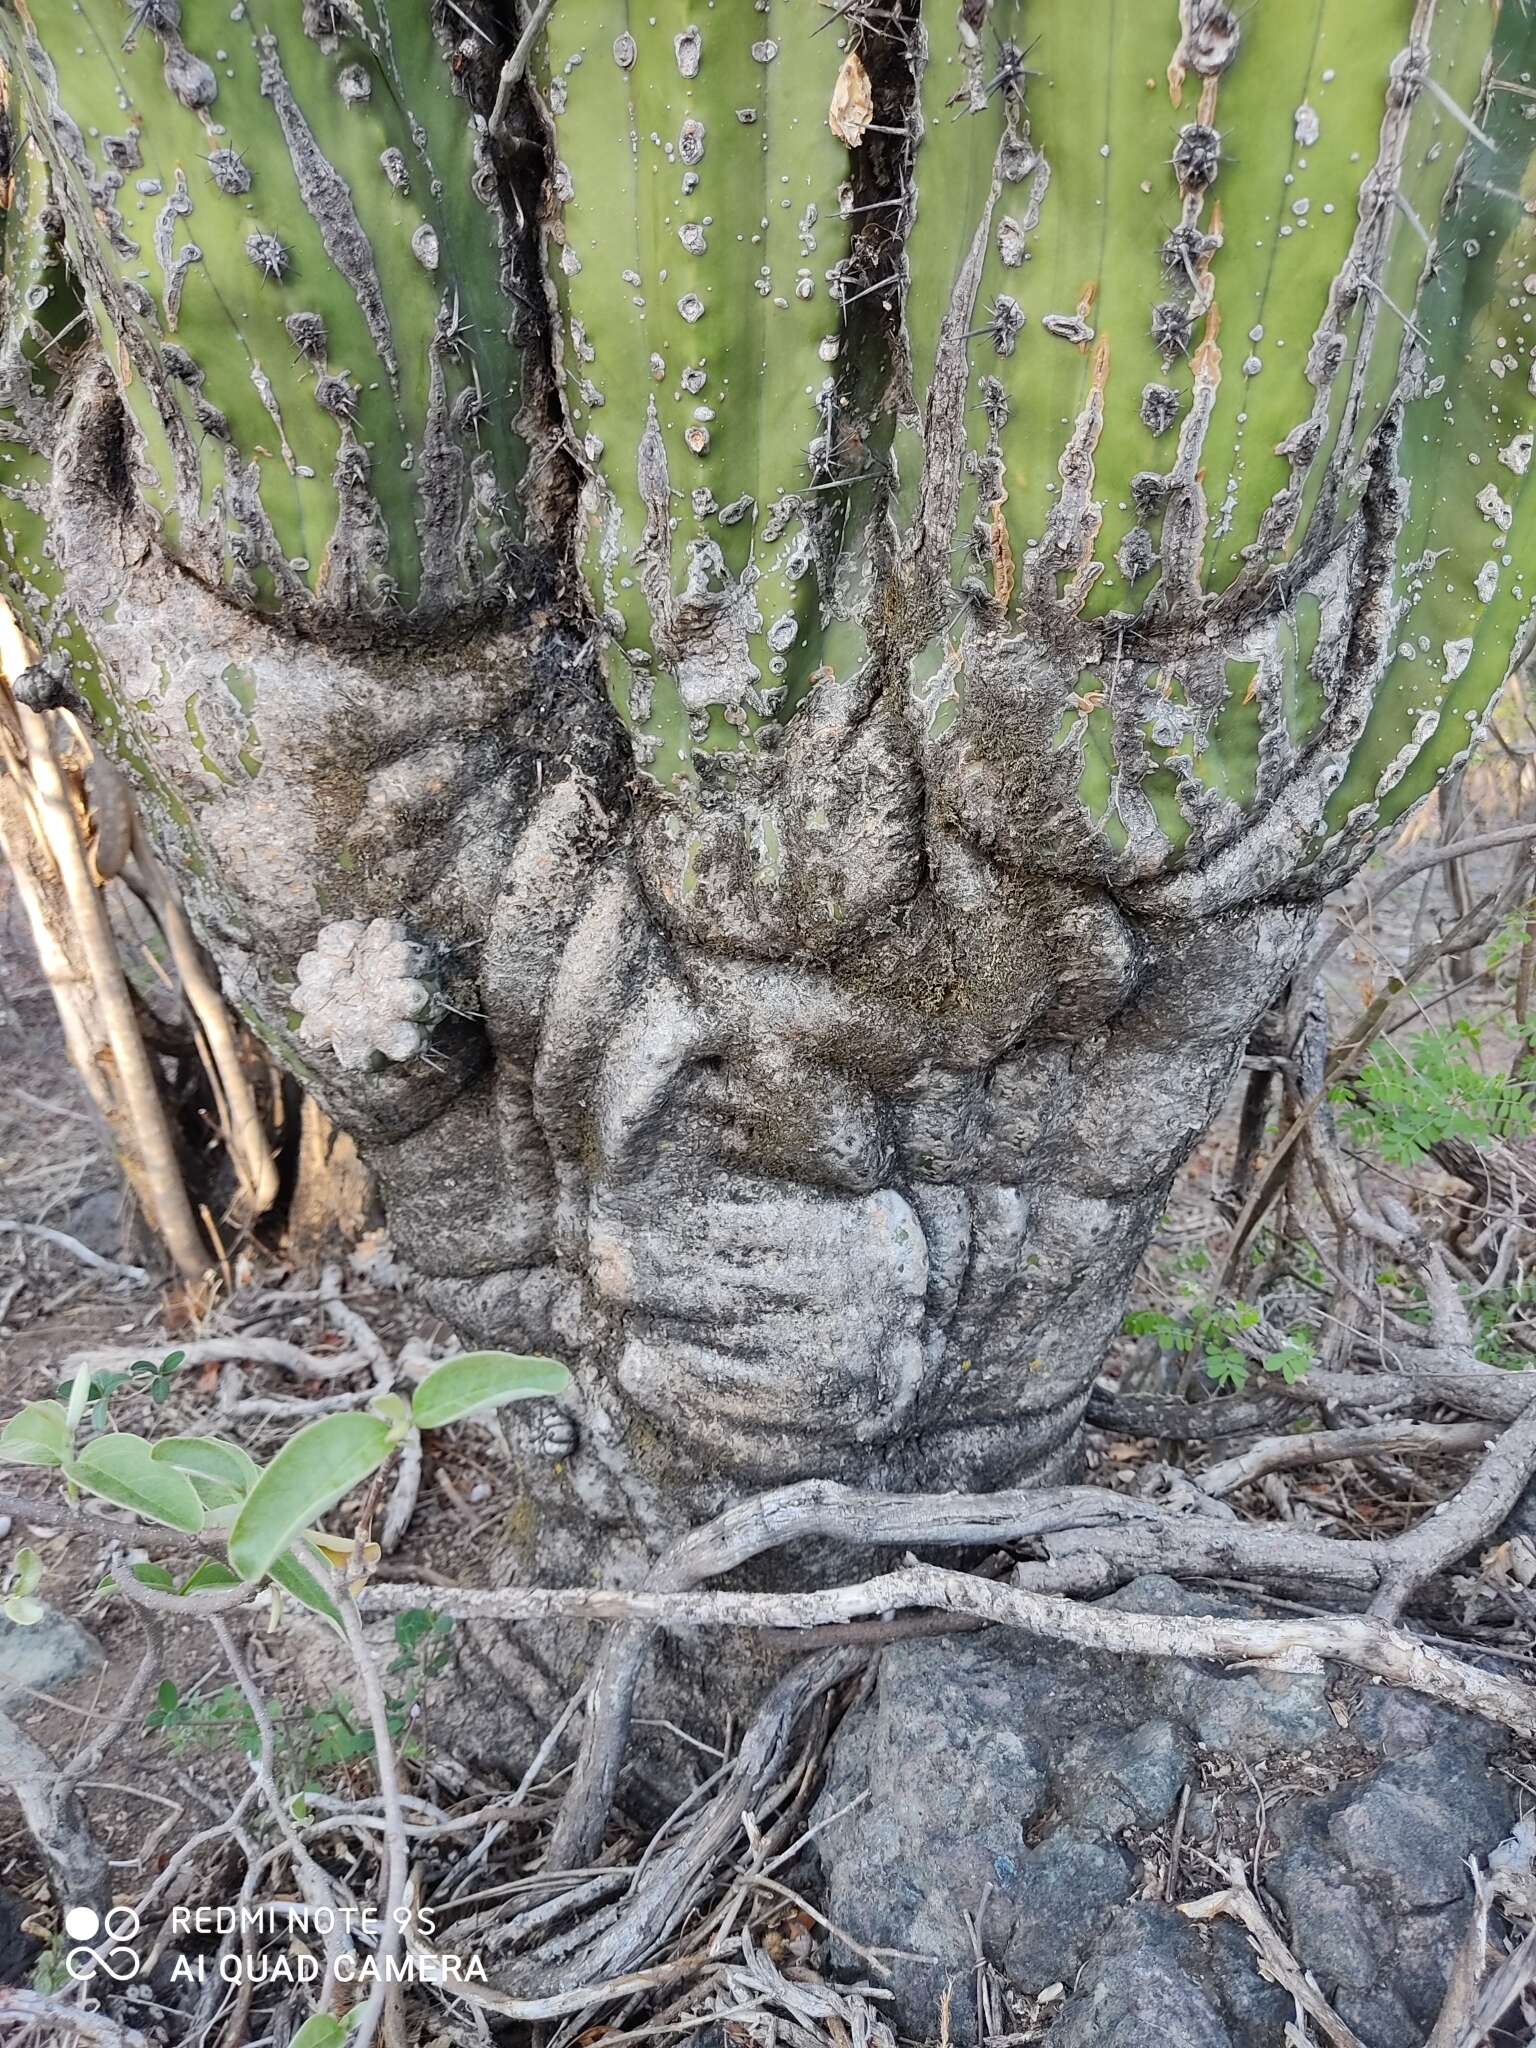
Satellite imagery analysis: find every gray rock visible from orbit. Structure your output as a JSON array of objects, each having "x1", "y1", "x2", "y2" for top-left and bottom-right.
[
  {"x1": 0, "y1": 1605, "x2": 104, "y2": 1703},
  {"x1": 1055, "y1": 1718, "x2": 1185, "y2": 1836},
  {"x1": 1100, "y1": 1575, "x2": 1337, "y2": 1755},
  {"x1": 1047, "y1": 1904, "x2": 1290, "y2": 2048},
  {"x1": 812, "y1": 1576, "x2": 1517, "y2": 2045},
  {"x1": 1002, "y1": 1832, "x2": 1135, "y2": 1987},
  {"x1": 0, "y1": 1889, "x2": 41, "y2": 1988},
  {"x1": 1268, "y1": 1741, "x2": 1516, "y2": 2043}
]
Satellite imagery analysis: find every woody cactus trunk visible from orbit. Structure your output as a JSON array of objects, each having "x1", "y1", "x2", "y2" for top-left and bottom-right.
[{"x1": 3, "y1": 0, "x2": 1535, "y2": 1631}]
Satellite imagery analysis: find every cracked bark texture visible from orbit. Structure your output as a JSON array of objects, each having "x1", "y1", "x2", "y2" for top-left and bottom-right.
[{"x1": 4, "y1": 1, "x2": 1536, "y2": 1716}]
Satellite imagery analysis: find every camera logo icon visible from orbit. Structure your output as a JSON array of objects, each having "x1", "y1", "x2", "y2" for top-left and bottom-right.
[{"x1": 64, "y1": 1905, "x2": 141, "y2": 1982}]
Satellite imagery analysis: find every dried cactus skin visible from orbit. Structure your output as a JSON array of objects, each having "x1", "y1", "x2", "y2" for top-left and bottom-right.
[
  {"x1": 0, "y1": 0, "x2": 524, "y2": 622},
  {"x1": 538, "y1": 1, "x2": 886, "y2": 786}
]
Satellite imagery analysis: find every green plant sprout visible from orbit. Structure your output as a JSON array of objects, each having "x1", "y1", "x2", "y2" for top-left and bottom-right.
[
  {"x1": 0, "y1": 1351, "x2": 570, "y2": 1630},
  {"x1": 1123, "y1": 1302, "x2": 1315, "y2": 1395}
]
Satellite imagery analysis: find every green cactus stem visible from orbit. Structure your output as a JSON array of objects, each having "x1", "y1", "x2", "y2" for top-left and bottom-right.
[
  {"x1": 538, "y1": 1, "x2": 892, "y2": 787},
  {"x1": 890, "y1": 0, "x2": 1536, "y2": 896},
  {"x1": 0, "y1": 0, "x2": 525, "y2": 623}
]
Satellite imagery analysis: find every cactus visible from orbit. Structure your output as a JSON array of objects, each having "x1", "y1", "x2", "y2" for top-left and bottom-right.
[
  {"x1": 537, "y1": 2, "x2": 893, "y2": 783},
  {"x1": 528, "y1": 0, "x2": 1536, "y2": 852},
  {"x1": 0, "y1": 0, "x2": 524, "y2": 622},
  {"x1": 11, "y1": 1, "x2": 1536, "y2": 1670},
  {"x1": 291, "y1": 915, "x2": 439, "y2": 1072}
]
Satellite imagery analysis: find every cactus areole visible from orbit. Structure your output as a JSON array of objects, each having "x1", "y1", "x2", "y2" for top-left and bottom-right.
[{"x1": 3, "y1": 2, "x2": 1536, "y2": 1595}]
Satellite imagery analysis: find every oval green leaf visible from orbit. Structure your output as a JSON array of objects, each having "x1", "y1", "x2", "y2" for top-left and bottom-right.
[
  {"x1": 269, "y1": 1546, "x2": 343, "y2": 1630},
  {"x1": 69, "y1": 1435, "x2": 206, "y2": 1533},
  {"x1": 288, "y1": 2016, "x2": 349, "y2": 2048},
  {"x1": 410, "y1": 1352, "x2": 570, "y2": 1432},
  {"x1": 180, "y1": 1558, "x2": 242, "y2": 1595},
  {"x1": 152, "y1": 1436, "x2": 260, "y2": 1496},
  {"x1": 128, "y1": 1562, "x2": 178, "y2": 1593},
  {"x1": 0, "y1": 1399, "x2": 71, "y2": 1467},
  {"x1": 226, "y1": 1413, "x2": 392, "y2": 1584}
]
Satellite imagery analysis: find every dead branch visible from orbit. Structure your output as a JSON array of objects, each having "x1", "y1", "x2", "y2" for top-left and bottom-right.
[
  {"x1": 124, "y1": 812, "x2": 278, "y2": 1226},
  {"x1": 336, "y1": 1585, "x2": 411, "y2": 2048},
  {"x1": 1199, "y1": 1419, "x2": 1495, "y2": 1498},
  {"x1": 358, "y1": 1562, "x2": 1536, "y2": 1741},
  {"x1": 0, "y1": 1485, "x2": 211, "y2": 1555},
  {"x1": 1425, "y1": 1862, "x2": 1495, "y2": 2048},
  {"x1": 1180, "y1": 1858, "x2": 1365, "y2": 2048},
  {"x1": 491, "y1": 1650, "x2": 864, "y2": 2010},
  {"x1": 206, "y1": 1614, "x2": 354, "y2": 1992},
  {"x1": 0, "y1": 1220, "x2": 148, "y2": 1285},
  {"x1": 61, "y1": 1336, "x2": 371, "y2": 1383},
  {"x1": 0, "y1": 1705, "x2": 109, "y2": 1916},
  {"x1": 0, "y1": 1988, "x2": 146, "y2": 2047},
  {"x1": 11, "y1": 695, "x2": 206, "y2": 1281},
  {"x1": 1369, "y1": 1386, "x2": 1536, "y2": 1620}
]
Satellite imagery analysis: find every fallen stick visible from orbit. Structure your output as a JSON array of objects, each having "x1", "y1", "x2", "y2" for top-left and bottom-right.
[
  {"x1": 59, "y1": 1336, "x2": 370, "y2": 1383},
  {"x1": 0, "y1": 1988, "x2": 146, "y2": 2047},
  {"x1": 0, "y1": 1220, "x2": 147, "y2": 1286},
  {"x1": 1199, "y1": 1419, "x2": 1495, "y2": 1498},
  {"x1": 1180, "y1": 1859, "x2": 1365, "y2": 2048},
  {"x1": 359, "y1": 1561, "x2": 1536, "y2": 1742}
]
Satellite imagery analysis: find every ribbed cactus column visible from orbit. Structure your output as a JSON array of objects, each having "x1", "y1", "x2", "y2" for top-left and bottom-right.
[
  {"x1": 539, "y1": 2, "x2": 890, "y2": 784},
  {"x1": 901, "y1": 0, "x2": 1536, "y2": 901},
  {"x1": 0, "y1": 0, "x2": 524, "y2": 622}
]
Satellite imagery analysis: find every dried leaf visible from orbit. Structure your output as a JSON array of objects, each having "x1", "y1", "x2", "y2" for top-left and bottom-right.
[{"x1": 829, "y1": 51, "x2": 873, "y2": 148}]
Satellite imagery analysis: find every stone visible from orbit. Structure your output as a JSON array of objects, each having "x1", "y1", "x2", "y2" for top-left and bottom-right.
[
  {"x1": 1002, "y1": 1832, "x2": 1136, "y2": 1987},
  {"x1": 812, "y1": 1577, "x2": 1518, "y2": 2045},
  {"x1": 1054, "y1": 1718, "x2": 1185, "y2": 1836},
  {"x1": 1268, "y1": 1737, "x2": 1516, "y2": 2043},
  {"x1": 1046, "y1": 1903, "x2": 1290, "y2": 2048},
  {"x1": 0, "y1": 1605, "x2": 104, "y2": 1704},
  {"x1": 0, "y1": 1889, "x2": 41, "y2": 1987}
]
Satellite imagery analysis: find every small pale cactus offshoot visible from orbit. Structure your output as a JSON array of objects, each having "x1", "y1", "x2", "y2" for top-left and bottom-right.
[{"x1": 291, "y1": 918, "x2": 437, "y2": 1074}]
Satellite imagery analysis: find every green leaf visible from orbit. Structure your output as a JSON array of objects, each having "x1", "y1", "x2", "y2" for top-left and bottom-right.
[
  {"x1": 227, "y1": 1414, "x2": 392, "y2": 1584},
  {"x1": 288, "y1": 2017, "x2": 350, "y2": 2048},
  {"x1": 410, "y1": 1352, "x2": 570, "y2": 1432},
  {"x1": 1262, "y1": 1338, "x2": 1315, "y2": 1387},
  {"x1": 268, "y1": 1547, "x2": 343, "y2": 1630},
  {"x1": 1203, "y1": 1349, "x2": 1250, "y2": 1393},
  {"x1": 0, "y1": 1399, "x2": 71, "y2": 1467},
  {"x1": 68, "y1": 1435, "x2": 206, "y2": 1532},
  {"x1": 3, "y1": 1594, "x2": 44, "y2": 1626},
  {"x1": 129, "y1": 1562, "x2": 178, "y2": 1593},
  {"x1": 152, "y1": 1436, "x2": 260, "y2": 1497},
  {"x1": 180, "y1": 1558, "x2": 242, "y2": 1595},
  {"x1": 156, "y1": 1679, "x2": 179, "y2": 1713},
  {"x1": 11, "y1": 1547, "x2": 41, "y2": 1600}
]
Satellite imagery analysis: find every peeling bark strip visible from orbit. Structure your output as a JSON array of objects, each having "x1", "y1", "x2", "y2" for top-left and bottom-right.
[{"x1": 256, "y1": 33, "x2": 398, "y2": 386}]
